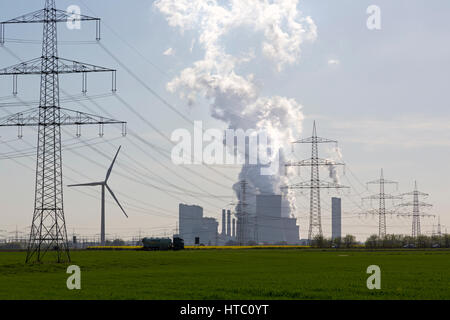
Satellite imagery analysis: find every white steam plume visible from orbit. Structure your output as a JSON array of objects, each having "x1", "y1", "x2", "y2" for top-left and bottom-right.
[
  {"x1": 326, "y1": 146, "x2": 343, "y2": 184},
  {"x1": 155, "y1": 0, "x2": 317, "y2": 215}
]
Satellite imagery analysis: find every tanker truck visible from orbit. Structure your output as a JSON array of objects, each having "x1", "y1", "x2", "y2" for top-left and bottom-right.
[{"x1": 142, "y1": 236, "x2": 184, "y2": 251}]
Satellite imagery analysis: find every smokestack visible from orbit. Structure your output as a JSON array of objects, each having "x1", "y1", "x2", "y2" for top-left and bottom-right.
[
  {"x1": 222, "y1": 209, "x2": 226, "y2": 235},
  {"x1": 227, "y1": 210, "x2": 231, "y2": 236},
  {"x1": 232, "y1": 218, "x2": 236, "y2": 238}
]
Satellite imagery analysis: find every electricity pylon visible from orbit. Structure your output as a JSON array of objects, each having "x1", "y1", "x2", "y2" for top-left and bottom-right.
[
  {"x1": 362, "y1": 169, "x2": 401, "y2": 238},
  {"x1": 437, "y1": 216, "x2": 442, "y2": 237},
  {"x1": 283, "y1": 121, "x2": 348, "y2": 242},
  {"x1": 397, "y1": 181, "x2": 433, "y2": 238},
  {"x1": 0, "y1": 0, "x2": 126, "y2": 263}
]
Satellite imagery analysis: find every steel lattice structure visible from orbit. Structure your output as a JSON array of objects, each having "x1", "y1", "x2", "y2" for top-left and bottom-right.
[
  {"x1": 436, "y1": 216, "x2": 442, "y2": 237},
  {"x1": 0, "y1": 0, "x2": 126, "y2": 263},
  {"x1": 283, "y1": 121, "x2": 348, "y2": 242},
  {"x1": 362, "y1": 169, "x2": 401, "y2": 238},
  {"x1": 397, "y1": 181, "x2": 433, "y2": 238}
]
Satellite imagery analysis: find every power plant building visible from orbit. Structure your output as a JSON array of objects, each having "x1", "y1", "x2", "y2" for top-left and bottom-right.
[
  {"x1": 255, "y1": 194, "x2": 300, "y2": 244},
  {"x1": 179, "y1": 204, "x2": 218, "y2": 245},
  {"x1": 256, "y1": 194, "x2": 283, "y2": 243},
  {"x1": 179, "y1": 194, "x2": 300, "y2": 246}
]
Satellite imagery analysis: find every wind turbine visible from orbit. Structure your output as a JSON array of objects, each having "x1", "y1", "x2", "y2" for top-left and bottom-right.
[{"x1": 68, "y1": 146, "x2": 128, "y2": 246}]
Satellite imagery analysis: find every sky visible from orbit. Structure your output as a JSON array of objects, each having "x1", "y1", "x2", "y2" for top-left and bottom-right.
[{"x1": 0, "y1": 0, "x2": 449, "y2": 242}]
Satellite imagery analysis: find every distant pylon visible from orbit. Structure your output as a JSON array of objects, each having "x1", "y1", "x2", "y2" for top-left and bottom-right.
[
  {"x1": 362, "y1": 169, "x2": 401, "y2": 238},
  {"x1": 283, "y1": 121, "x2": 348, "y2": 242},
  {"x1": 397, "y1": 181, "x2": 433, "y2": 238},
  {"x1": 0, "y1": 0, "x2": 126, "y2": 263},
  {"x1": 437, "y1": 216, "x2": 442, "y2": 237}
]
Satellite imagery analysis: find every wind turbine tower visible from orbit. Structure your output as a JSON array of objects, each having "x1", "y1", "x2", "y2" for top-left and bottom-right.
[{"x1": 69, "y1": 146, "x2": 128, "y2": 246}]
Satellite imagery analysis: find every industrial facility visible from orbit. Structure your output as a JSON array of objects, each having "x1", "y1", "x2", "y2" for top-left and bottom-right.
[
  {"x1": 179, "y1": 194, "x2": 301, "y2": 246},
  {"x1": 179, "y1": 204, "x2": 219, "y2": 246},
  {"x1": 0, "y1": 0, "x2": 444, "y2": 261}
]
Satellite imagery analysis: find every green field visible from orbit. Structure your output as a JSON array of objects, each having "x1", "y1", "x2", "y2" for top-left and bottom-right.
[{"x1": 0, "y1": 249, "x2": 449, "y2": 300}]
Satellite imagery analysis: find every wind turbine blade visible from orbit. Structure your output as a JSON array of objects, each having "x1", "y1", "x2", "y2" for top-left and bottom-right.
[
  {"x1": 106, "y1": 184, "x2": 128, "y2": 218},
  {"x1": 105, "y1": 146, "x2": 121, "y2": 182},
  {"x1": 68, "y1": 182, "x2": 104, "y2": 187}
]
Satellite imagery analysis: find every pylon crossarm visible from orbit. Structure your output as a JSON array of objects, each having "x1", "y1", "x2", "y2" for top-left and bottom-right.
[
  {"x1": 0, "y1": 58, "x2": 117, "y2": 93},
  {"x1": 0, "y1": 9, "x2": 99, "y2": 25},
  {"x1": 396, "y1": 201, "x2": 433, "y2": 208},
  {"x1": 59, "y1": 108, "x2": 125, "y2": 126},
  {"x1": 0, "y1": 58, "x2": 41, "y2": 75},
  {"x1": 0, "y1": 8, "x2": 102, "y2": 44},
  {"x1": 292, "y1": 136, "x2": 337, "y2": 144},
  {"x1": 285, "y1": 158, "x2": 344, "y2": 167},
  {"x1": 363, "y1": 194, "x2": 402, "y2": 200},
  {"x1": 359, "y1": 209, "x2": 397, "y2": 216},
  {"x1": 281, "y1": 180, "x2": 349, "y2": 190},
  {"x1": 0, "y1": 108, "x2": 126, "y2": 140},
  {"x1": 0, "y1": 108, "x2": 37, "y2": 127},
  {"x1": 400, "y1": 191, "x2": 429, "y2": 197},
  {"x1": 397, "y1": 212, "x2": 435, "y2": 218},
  {"x1": 367, "y1": 178, "x2": 398, "y2": 185},
  {"x1": 0, "y1": 57, "x2": 114, "y2": 75},
  {"x1": 57, "y1": 58, "x2": 115, "y2": 74},
  {"x1": 0, "y1": 108, "x2": 125, "y2": 126}
]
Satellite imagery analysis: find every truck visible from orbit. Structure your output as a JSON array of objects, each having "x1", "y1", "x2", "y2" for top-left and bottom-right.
[{"x1": 142, "y1": 236, "x2": 184, "y2": 251}]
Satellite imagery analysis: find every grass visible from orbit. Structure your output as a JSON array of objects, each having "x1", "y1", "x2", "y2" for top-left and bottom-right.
[{"x1": 0, "y1": 249, "x2": 449, "y2": 300}]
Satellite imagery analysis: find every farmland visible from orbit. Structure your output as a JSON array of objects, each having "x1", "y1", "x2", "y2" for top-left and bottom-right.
[{"x1": 0, "y1": 249, "x2": 449, "y2": 300}]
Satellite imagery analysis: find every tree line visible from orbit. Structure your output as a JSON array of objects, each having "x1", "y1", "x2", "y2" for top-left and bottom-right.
[{"x1": 311, "y1": 234, "x2": 450, "y2": 248}]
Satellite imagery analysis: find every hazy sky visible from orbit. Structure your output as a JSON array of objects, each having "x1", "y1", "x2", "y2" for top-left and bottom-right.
[{"x1": 0, "y1": 0, "x2": 449, "y2": 242}]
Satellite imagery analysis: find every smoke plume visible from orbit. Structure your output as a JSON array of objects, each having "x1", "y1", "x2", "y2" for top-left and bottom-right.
[
  {"x1": 155, "y1": 0, "x2": 317, "y2": 215},
  {"x1": 326, "y1": 146, "x2": 343, "y2": 184}
]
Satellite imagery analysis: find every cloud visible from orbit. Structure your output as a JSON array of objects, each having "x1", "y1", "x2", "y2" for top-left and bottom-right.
[
  {"x1": 328, "y1": 58, "x2": 340, "y2": 66},
  {"x1": 155, "y1": 0, "x2": 317, "y2": 71},
  {"x1": 163, "y1": 47, "x2": 175, "y2": 56}
]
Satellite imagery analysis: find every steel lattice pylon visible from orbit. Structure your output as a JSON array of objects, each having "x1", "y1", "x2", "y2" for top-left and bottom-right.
[
  {"x1": 0, "y1": 0, "x2": 126, "y2": 263},
  {"x1": 362, "y1": 169, "x2": 401, "y2": 238},
  {"x1": 397, "y1": 181, "x2": 433, "y2": 238},
  {"x1": 283, "y1": 121, "x2": 348, "y2": 242},
  {"x1": 309, "y1": 127, "x2": 321, "y2": 239}
]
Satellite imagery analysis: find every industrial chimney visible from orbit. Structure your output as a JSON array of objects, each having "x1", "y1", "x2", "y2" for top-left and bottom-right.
[
  {"x1": 227, "y1": 210, "x2": 231, "y2": 236},
  {"x1": 222, "y1": 209, "x2": 226, "y2": 235},
  {"x1": 232, "y1": 218, "x2": 236, "y2": 239}
]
